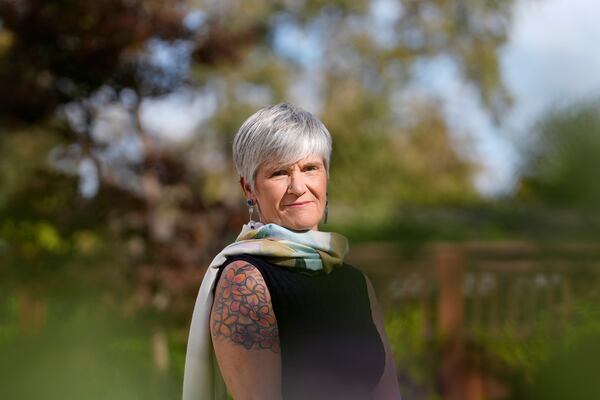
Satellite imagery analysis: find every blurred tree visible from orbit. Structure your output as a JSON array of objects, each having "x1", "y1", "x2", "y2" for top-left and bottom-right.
[
  {"x1": 0, "y1": 0, "x2": 267, "y2": 320},
  {"x1": 0, "y1": 0, "x2": 517, "y2": 219},
  {"x1": 515, "y1": 100, "x2": 600, "y2": 209},
  {"x1": 0, "y1": 0, "x2": 183, "y2": 123},
  {"x1": 0, "y1": 3, "x2": 266, "y2": 388},
  {"x1": 324, "y1": 87, "x2": 481, "y2": 209}
]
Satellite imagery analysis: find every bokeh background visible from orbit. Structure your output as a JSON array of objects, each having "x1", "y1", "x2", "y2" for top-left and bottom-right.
[{"x1": 1, "y1": 0, "x2": 600, "y2": 399}]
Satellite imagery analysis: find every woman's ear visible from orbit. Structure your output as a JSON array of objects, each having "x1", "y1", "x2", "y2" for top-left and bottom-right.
[{"x1": 239, "y1": 177, "x2": 254, "y2": 199}]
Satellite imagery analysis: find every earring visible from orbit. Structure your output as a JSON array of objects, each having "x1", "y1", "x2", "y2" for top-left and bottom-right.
[
  {"x1": 324, "y1": 193, "x2": 328, "y2": 224},
  {"x1": 246, "y1": 199, "x2": 255, "y2": 223}
]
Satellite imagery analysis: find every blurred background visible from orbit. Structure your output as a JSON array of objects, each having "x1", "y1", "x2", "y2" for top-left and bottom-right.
[{"x1": 1, "y1": 0, "x2": 599, "y2": 399}]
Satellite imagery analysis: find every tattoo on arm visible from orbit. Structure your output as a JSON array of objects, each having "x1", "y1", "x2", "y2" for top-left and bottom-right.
[{"x1": 211, "y1": 263, "x2": 280, "y2": 353}]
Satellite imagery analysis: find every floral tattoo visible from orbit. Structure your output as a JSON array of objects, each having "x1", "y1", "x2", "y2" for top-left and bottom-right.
[{"x1": 211, "y1": 263, "x2": 280, "y2": 353}]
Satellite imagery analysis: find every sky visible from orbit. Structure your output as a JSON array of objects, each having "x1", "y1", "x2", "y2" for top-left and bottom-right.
[
  {"x1": 395, "y1": 0, "x2": 600, "y2": 196},
  {"x1": 480, "y1": 0, "x2": 600, "y2": 196},
  {"x1": 140, "y1": 0, "x2": 600, "y2": 198}
]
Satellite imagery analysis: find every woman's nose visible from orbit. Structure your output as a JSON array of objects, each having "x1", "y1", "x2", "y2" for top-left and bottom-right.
[{"x1": 287, "y1": 171, "x2": 306, "y2": 195}]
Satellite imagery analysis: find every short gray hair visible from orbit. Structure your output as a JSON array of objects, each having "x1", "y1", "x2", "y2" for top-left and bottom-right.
[{"x1": 232, "y1": 103, "x2": 332, "y2": 191}]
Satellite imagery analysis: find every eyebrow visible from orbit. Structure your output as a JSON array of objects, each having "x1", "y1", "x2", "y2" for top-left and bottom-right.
[
  {"x1": 264, "y1": 159, "x2": 323, "y2": 174},
  {"x1": 299, "y1": 160, "x2": 323, "y2": 167}
]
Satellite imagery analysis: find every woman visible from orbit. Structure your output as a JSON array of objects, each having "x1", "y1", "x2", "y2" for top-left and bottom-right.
[{"x1": 183, "y1": 103, "x2": 401, "y2": 399}]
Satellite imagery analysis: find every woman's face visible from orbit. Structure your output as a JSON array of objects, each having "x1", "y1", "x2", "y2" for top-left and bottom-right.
[{"x1": 241, "y1": 155, "x2": 328, "y2": 231}]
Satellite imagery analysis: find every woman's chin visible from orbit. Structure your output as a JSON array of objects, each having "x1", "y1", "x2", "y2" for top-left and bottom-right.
[{"x1": 281, "y1": 219, "x2": 318, "y2": 231}]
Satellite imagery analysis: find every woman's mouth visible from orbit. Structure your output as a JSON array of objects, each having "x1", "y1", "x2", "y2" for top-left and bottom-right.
[{"x1": 286, "y1": 201, "x2": 313, "y2": 208}]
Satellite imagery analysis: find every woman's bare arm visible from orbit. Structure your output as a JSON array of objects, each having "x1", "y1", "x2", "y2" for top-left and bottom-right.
[
  {"x1": 210, "y1": 260, "x2": 282, "y2": 400},
  {"x1": 364, "y1": 274, "x2": 402, "y2": 399}
]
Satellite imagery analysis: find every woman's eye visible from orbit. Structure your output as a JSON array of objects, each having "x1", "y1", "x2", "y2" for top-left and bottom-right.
[{"x1": 272, "y1": 170, "x2": 286, "y2": 177}]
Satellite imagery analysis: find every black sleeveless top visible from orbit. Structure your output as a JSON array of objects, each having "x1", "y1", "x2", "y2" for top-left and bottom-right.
[{"x1": 215, "y1": 254, "x2": 386, "y2": 400}]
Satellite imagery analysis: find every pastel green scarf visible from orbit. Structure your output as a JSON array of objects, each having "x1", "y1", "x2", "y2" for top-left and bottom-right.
[
  {"x1": 212, "y1": 221, "x2": 349, "y2": 273},
  {"x1": 182, "y1": 221, "x2": 349, "y2": 400}
]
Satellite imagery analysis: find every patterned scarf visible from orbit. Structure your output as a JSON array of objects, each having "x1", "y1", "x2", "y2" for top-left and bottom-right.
[{"x1": 182, "y1": 221, "x2": 349, "y2": 400}]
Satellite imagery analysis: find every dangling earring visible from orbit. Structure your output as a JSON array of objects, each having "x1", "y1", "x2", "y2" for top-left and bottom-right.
[
  {"x1": 324, "y1": 193, "x2": 329, "y2": 224},
  {"x1": 247, "y1": 199, "x2": 255, "y2": 223}
]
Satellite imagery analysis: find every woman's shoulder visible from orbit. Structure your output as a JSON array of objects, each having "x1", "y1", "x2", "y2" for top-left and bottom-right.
[
  {"x1": 340, "y1": 262, "x2": 369, "y2": 279},
  {"x1": 213, "y1": 256, "x2": 269, "y2": 295},
  {"x1": 339, "y1": 262, "x2": 378, "y2": 297},
  {"x1": 341, "y1": 261, "x2": 364, "y2": 272},
  {"x1": 219, "y1": 257, "x2": 264, "y2": 281}
]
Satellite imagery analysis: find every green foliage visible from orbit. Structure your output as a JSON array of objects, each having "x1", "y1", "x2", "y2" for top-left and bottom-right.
[
  {"x1": 485, "y1": 299, "x2": 600, "y2": 399},
  {"x1": 324, "y1": 84, "x2": 481, "y2": 215},
  {"x1": 0, "y1": 291, "x2": 182, "y2": 400},
  {"x1": 385, "y1": 307, "x2": 433, "y2": 384},
  {"x1": 516, "y1": 100, "x2": 600, "y2": 209}
]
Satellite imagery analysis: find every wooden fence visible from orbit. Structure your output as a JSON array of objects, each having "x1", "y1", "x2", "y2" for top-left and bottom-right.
[{"x1": 350, "y1": 240, "x2": 600, "y2": 400}]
